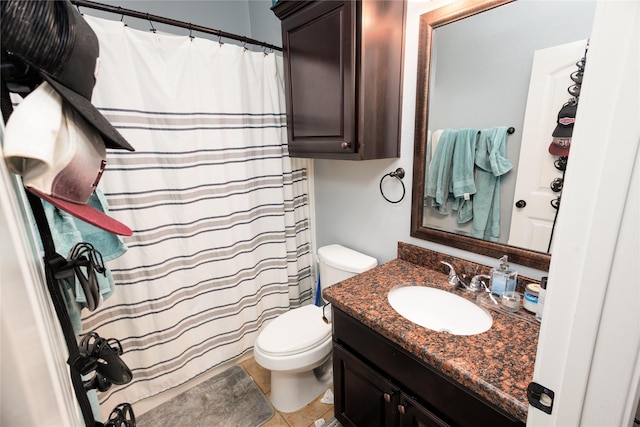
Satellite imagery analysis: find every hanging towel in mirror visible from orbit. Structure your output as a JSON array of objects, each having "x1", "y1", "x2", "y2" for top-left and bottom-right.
[
  {"x1": 450, "y1": 128, "x2": 478, "y2": 223},
  {"x1": 473, "y1": 127, "x2": 512, "y2": 241},
  {"x1": 425, "y1": 129, "x2": 457, "y2": 214}
]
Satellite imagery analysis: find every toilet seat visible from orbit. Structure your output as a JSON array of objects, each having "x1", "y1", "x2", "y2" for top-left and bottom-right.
[{"x1": 256, "y1": 305, "x2": 331, "y2": 357}]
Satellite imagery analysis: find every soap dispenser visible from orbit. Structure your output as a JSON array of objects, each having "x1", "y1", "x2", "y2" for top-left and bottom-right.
[{"x1": 490, "y1": 255, "x2": 518, "y2": 298}]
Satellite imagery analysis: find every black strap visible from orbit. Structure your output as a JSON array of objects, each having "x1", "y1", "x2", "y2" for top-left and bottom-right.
[
  {"x1": 1, "y1": 78, "x2": 99, "y2": 426},
  {"x1": 28, "y1": 194, "x2": 99, "y2": 427}
]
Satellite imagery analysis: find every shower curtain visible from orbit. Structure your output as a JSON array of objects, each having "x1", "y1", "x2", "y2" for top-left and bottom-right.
[{"x1": 80, "y1": 16, "x2": 314, "y2": 412}]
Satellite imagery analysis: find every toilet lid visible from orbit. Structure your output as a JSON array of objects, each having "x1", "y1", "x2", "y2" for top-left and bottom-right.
[{"x1": 256, "y1": 305, "x2": 331, "y2": 356}]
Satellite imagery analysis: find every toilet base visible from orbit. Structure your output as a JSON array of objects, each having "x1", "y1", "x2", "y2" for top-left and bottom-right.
[{"x1": 269, "y1": 356, "x2": 333, "y2": 413}]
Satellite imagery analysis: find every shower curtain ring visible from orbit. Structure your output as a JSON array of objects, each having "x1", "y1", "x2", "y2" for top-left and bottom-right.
[
  {"x1": 117, "y1": 7, "x2": 126, "y2": 26},
  {"x1": 147, "y1": 14, "x2": 156, "y2": 33},
  {"x1": 188, "y1": 23, "x2": 194, "y2": 40}
]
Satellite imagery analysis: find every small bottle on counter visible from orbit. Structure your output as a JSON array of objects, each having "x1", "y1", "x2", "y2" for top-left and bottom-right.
[
  {"x1": 536, "y1": 277, "x2": 548, "y2": 322},
  {"x1": 523, "y1": 283, "x2": 540, "y2": 313}
]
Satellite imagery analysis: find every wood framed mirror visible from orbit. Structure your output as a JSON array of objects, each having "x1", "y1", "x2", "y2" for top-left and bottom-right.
[{"x1": 410, "y1": 0, "x2": 592, "y2": 271}]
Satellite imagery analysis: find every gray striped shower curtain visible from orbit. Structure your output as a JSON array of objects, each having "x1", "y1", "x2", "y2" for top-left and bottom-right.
[{"x1": 81, "y1": 16, "x2": 314, "y2": 413}]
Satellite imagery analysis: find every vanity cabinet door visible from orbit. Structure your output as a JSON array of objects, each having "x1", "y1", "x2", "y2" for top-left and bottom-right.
[
  {"x1": 277, "y1": 1, "x2": 356, "y2": 158},
  {"x1": 332, "y1": 307, "x2": 525, "y2": 427},
  {"x1": 333, "y1": 343, "x2": 400, "y2": 426},
  {"x1": 398, "y1": 394, "x2": 450, "y2": 427}
]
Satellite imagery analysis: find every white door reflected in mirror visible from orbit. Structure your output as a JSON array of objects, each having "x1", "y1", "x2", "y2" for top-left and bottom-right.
[{"x1": 508, "y1": 39, "x2": 588, "y2": 253}]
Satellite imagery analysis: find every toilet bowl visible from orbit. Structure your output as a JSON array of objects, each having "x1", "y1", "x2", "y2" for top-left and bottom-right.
[{"x1": 253, "y1": 244, "x2": 377, "y2": 413}]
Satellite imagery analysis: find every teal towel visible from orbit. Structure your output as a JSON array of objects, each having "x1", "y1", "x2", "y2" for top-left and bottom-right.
[
  {"x1": 425, "y1": 129, "x2": 457, "y2": 214},
  {"x1": 451, "y1": 129, "x2": 478, "y2": 223},
  {"x1": 42, "y1": 189, "x2": 128, "y2": 334},
  {"x1": 473, "y1": 127, "x2": 512, "y2": 241},
  {"x1": 424, "y1": 130, "x2": 443, "y2": 206}
]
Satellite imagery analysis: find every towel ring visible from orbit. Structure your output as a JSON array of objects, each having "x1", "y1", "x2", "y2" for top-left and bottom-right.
[{"x1": 379, "y1": 168, "x2": 406, "y2": 204}]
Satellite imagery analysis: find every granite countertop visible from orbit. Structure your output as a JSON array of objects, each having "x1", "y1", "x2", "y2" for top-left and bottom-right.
[{"x1": 322, "y1": 244, "x2": 540, "y2": 423}]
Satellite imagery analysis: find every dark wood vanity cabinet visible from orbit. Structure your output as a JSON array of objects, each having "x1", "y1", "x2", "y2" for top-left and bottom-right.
[
  {"x1": 332, "y1": 308, "x2": 525, "y2": 427},
  {"x1": 271, "y1": 0, "x2": 405, "y2": 160}
]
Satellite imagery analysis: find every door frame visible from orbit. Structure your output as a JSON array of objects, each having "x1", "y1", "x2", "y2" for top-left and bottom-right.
[{"x1": 528, "y1": 1, "x2": 640, "y2": 425}]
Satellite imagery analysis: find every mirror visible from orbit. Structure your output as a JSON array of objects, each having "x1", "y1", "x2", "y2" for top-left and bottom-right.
[{"x1": 410, "y1": 0, "x2": 596, "y2": 271}]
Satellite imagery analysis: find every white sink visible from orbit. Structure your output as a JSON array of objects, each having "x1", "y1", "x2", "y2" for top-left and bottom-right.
[{"x1": 388, "y1": 285, "x2": 492, "y2": 335}]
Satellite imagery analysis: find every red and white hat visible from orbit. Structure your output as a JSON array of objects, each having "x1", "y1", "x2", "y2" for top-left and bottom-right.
[
  {"x1": 3, "y1": 82, "x2": 132, "y2": 236},
  {"x1": 548, "y1": 103, "x2": 577, "y2": 157}
]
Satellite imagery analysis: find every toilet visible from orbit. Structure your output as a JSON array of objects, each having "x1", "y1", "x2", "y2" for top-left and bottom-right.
[{"x1": 253, "y1": 244, "x2": 377, "y2": 413}]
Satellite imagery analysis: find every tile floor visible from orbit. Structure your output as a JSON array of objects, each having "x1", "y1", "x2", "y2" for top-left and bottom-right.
[{"x1": 240, "y1": 357, "x2": 335, "y2": 427}]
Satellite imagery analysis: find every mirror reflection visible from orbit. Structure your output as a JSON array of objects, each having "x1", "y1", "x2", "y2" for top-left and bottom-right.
[{"x1": 411, "y1": 0, "x2": 596, "y2": 270}]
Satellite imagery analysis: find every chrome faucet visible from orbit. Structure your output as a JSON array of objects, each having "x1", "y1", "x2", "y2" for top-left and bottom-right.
[
  {"x1": 470, "y1": 274, "x2": 491, "y2": 292},
  {"x1": 440, "y1": 261, "x2": 461, "y2": 286},
  {"x1": 440, "y1": 261, "x2": 485, "y2": 292}
]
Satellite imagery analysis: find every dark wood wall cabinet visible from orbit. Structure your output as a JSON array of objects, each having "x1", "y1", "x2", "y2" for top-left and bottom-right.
[
  {"x1": 272, "y1": 0, "x2": 406, "y2": 160},
  {"x1": 332, "y1": 308, "x2": 525, "y2": 427}
]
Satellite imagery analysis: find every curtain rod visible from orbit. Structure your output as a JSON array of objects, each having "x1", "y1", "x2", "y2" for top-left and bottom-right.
[{"x1": 71, "y1": 0, "x2": 283, "y2": 52}]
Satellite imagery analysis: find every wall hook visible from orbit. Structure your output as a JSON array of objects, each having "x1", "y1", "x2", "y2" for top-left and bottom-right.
[{"x1": 379, "y1": 168, "x2": 406, "y2": 204}]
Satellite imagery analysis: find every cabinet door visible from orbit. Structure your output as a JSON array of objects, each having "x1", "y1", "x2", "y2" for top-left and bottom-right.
[
  {"x1": 398, "y1": 394, "x2": 450, "y2": 427},
  {"x1": 281, "y1": 1, "x2": 356, "y2": 156},
  {"x1": 333, "y1": 343, "x2": 399, "y2": 427}
]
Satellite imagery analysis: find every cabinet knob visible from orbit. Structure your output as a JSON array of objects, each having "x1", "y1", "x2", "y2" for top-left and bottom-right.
[
  {"x1": 383, "y1": 392, "x2": 392, "y2": 403},
  {"x1": 397, "y1": 404, "x2": 406, "y2": 415},
  {"x1": 515, "y1": 200, "x2": 527, "y2": 208},
  {"x1": 341, "y1": 141, "x2": 351, "y2": 149}
]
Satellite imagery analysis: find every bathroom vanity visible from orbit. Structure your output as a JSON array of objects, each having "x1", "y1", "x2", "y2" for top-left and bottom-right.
[{"x1": 323, "y1": 242, "x2": 539, "y2": 426}]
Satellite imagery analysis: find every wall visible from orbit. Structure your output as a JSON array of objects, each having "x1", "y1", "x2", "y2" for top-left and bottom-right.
[
  {"x1": 314, "y1": 0, "x2": 546, "y2": 279},
  {"x1": 82, "y1": 0, "x2": 546, "y2": 279},
  {"x1": 83, "y1": 0, "x2": 281, "y2": 49}
]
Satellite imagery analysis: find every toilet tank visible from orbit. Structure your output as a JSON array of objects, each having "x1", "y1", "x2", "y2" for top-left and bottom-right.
[{"x1": 317, "y1": 244, "x2": 378, "y2": 289}]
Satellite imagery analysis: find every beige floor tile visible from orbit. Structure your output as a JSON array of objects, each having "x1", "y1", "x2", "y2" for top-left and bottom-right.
[
  {"x1": 262, "y1": 412, "x2": 291, "y2": 427},
  {"x1": 280, "y1": 392, "x2": 333, "y2": 427},
  {"x1": 241, "y1": 357, "x2": 271, "y2": 394},
  {"x1": 304, "y1": 407, "x2": 336, "y2": 427},
  {"x1": 319, "y1": 407, "x2": 335, "y2": 422}
]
